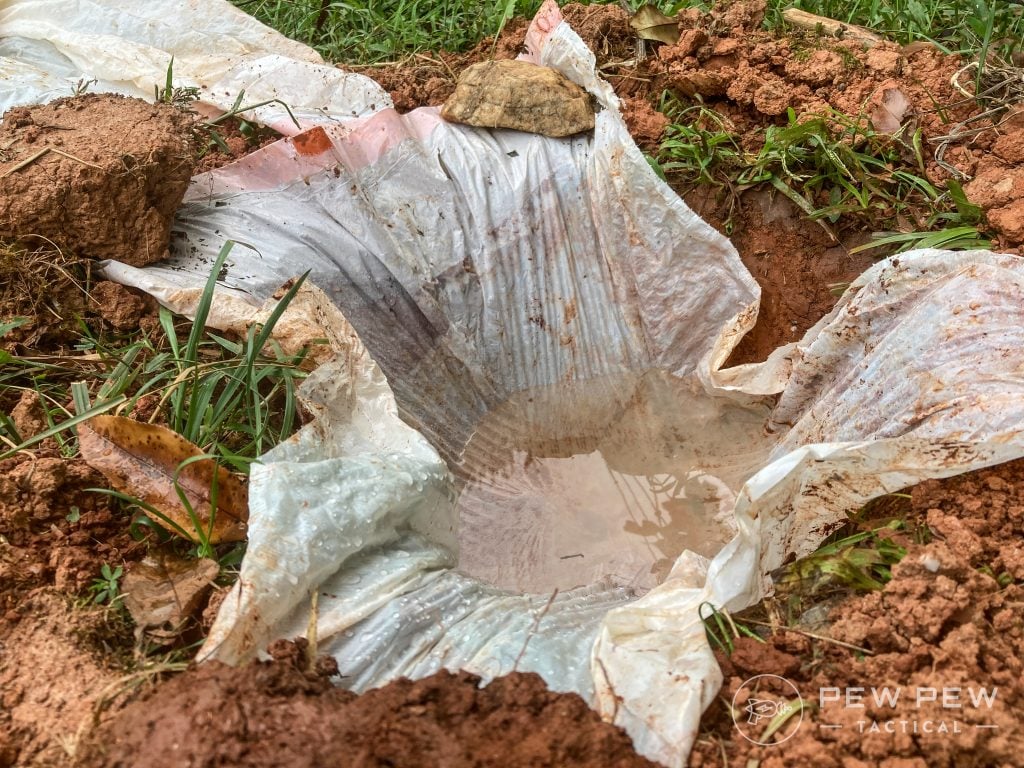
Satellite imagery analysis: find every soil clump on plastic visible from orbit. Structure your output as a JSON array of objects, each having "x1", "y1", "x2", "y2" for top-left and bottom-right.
[{"x1": 76, "y1": 641, "x2": 658, "y2": 768}]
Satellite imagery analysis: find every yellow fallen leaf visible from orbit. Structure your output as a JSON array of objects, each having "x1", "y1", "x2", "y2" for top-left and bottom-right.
[
  {"x1": 629, "y1": 4, "x2": 681, "y2": 45},
  {"x1": 78, "y1": 415, "x2": 248, "y2": 543}
]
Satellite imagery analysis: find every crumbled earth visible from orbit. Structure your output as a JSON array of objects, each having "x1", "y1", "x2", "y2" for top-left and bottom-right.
[
  {"x1": 688, "y1": 458, "x2": 1024, "y2": 767},
  {"x1": 4, "y1": 4, "x2": 1024, "y2": 768},
  {"x1": 0, "y1": 93, "x2": 196, "y2": 267},
  {"x1": 76, "y1": 644, "x2": 658, "y2": 768},
  {"x1": 193, "y1": 116, "x2": 281, "y2": 174},
  {"x1": 0, "y1": 591, "x2": 133, "y2": 767},
  {"x1": 0, "y1": 433, "x2": 141, "y2": 608},
  {"x1": 964, "y1": 108, "x2": 1024, "y2": 247}
]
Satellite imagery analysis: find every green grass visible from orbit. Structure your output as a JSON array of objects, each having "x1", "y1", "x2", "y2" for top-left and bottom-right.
[
  {"x1": 232, "y1": 0, "x2": 547, "y2": 63},
  {"x1": 772, "y1": 520, "x2": 908, "y2": 595},
  {"x1": 0, "y1": 241, "x2": 311, "y2": 567},
  {"x1": 1, "y1": 242, "x2": 309, "y2": 473},
  {"x1": 657, "y1": 100, "x2": 993, "y2": 251},
  {"x1": 771, "y1": 0, "x2": 1024, "y2": 62}
]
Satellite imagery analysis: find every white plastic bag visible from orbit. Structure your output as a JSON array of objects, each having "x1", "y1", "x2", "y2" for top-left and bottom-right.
[
  {"x1": 0, "y1": 0, "x2": 389, "y2": 130},
  {"x1": 5, "y1": 2, "x2": 1024, "y2": 765}
]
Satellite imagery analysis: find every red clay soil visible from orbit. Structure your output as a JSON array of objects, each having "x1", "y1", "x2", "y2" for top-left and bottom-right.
[
  {"x1": 0, "y1": 94, "x2": 196, "y2": 267},
  {"x1": 687, "y1": 186, "x2": 877, "y2": 364},
  {"x1": 193, "y1": 116, "x2": 281, "y2": 174},
  {"x1": 0, "y1": 282, "x2": 166, "y2": 767},
  {"x1": 76, "y1": 640, "x2": 658, "y2": 768},
  {"x1": 688, "y1": 458, "x2": 1024, "y2": 767}
]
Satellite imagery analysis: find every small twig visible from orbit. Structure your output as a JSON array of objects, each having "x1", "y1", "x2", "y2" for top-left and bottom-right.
[
  {"x1": 0, "y1": 147, "x2": 49, "y2": 178},
  {"x1": 512, "y1": 588, "x2": 559, "y2": 671},
  {"x1": 305, "y1": 589, "x2": 319, "y2": 673},
  {"x1": 0, "y1": 145, "x2": 103, "y2": 178},
  {"x1": 782, "y1": 8, "x2": 884, "y2": 46},
  {"x1": 50, "y1": 148, "x2": 103, "y2": 169},
  {"x1": 598, "y1": 58, "x2": 639, "y2": 70},
  {"x1": 743, "y1": 618, "x2": 875, "y2": 655},
  {"x1": 414, "y1": 52, "x2": 458, "y2": 82}
]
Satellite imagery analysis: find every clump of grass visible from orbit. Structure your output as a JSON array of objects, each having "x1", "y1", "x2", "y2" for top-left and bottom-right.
[
  {"x1": 701, "y1": 602, "x2": 765, "y2": 654},
  {"x1": 657, "y1": 99, "x2": 992, "y2": 252},
  {"x1": 2, "y1": 242, "x2": 310, "y2": 567},
  {"x1": 154, "y1": 57, "x2": 298, "y2": 158},
  {"x1": 772, "y1": 520, "x2": 908, "y2": 596},
  {"x1": 232, "y1": 0, "x2": 547, "y2": 64},
  {"x1": 1, "y1": 241, "x2": 309, "y2": 480}
]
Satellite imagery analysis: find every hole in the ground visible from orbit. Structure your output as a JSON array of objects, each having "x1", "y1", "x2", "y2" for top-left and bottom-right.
[{"x1": 452, "y1": 370, "x2": 774, "y2": 593}]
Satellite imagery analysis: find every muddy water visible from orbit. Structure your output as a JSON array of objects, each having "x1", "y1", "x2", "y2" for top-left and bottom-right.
[{"x1": 454, "y1": 371, "x2": 774, "y2": 594}]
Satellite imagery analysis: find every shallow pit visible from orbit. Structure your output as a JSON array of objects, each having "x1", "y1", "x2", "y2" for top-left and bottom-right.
[{"x1": 453, "y1": 370, "x2": 775, "y2": 593}]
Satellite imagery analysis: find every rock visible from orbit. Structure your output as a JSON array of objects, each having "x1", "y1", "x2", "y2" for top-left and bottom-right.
[{"x1": 441, "y1": 60, "x2": 595, "y2": 138}]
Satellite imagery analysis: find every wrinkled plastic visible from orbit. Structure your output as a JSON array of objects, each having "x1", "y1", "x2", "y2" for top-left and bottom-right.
[
  {"x1": 0, "y1": 0, "x2": 390, "y2": 131},
  {"x1": 6, "y1": 2, "x2": 1024, "y2": 766}
]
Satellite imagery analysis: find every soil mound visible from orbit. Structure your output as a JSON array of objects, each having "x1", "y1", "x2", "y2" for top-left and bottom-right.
[
  {"x1": 690, "y1": 458, "x2": 1024, "y2": 767},
  {"x1": 77, "y1": 643, "x2": 658, "y2": 768},
  {"x1": 0, "y1": 94, "x2": 196, "y2": 267}
]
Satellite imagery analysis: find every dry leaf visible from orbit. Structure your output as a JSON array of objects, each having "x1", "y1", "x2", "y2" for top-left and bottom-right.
[
  {"x1": 629, "y1": 4, "x2": 681, "y2": 45},
  {"x1": 78, "y1": 415, "x2": 248, "y2": 543},
  {"x1": 869, "y1": 86, "x2": 911, "y2": 134},
  {"x1": 123, "y1": 554, "x2": 219, "y2": 645}
]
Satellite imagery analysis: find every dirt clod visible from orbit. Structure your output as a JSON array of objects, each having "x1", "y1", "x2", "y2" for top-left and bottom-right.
[
  {"x1": 88, "y1": 281, "x2": 146, "y2": 332},
  {"x1": 0, "y1": 94, "x2": 196, "y2": 267}
]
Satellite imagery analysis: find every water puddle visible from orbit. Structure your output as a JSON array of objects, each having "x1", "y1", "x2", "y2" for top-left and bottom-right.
[{"x1": 454, "y1": 371, "x2": 775, "y2": 593}]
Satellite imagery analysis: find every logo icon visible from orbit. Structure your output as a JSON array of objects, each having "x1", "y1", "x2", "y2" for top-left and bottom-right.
[{"x1": 731, "y1": 674, "x2": 805, "y2": 746}]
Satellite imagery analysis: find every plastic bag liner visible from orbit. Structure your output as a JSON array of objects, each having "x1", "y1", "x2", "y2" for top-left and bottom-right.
[
  {"x1": 7, "y1": 1, "x2": 1024, "y2": 764},
  {"x1": 0, "y1": 0, "x2": 390, "y2": 130}
]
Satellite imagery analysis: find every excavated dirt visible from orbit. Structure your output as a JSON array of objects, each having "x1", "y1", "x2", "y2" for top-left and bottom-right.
[
  {"x1": 687, "y1": 186, "x2": 877, "y2": 363},
  {"x1": 4, "y1": 4, "x2": 1024, "y2": 768},
  {"x1": 77, "y1": 642, "x2": 658, "y2": 768},
  {"x1": 193, "y1": 116, "x2": 281, "y2": 174},
  {"x1": 688, "y1": 458, "x2": 1024, "y2": 767},
  {"x1": 0, "y1": 93, "x2": 196, "y2": 267},
  {"x1": 0, "y1": 591, "x2": 133, "y2": 767},
  {"x1": 0, "y1": 436, "x2": 141, "y2": 610}
]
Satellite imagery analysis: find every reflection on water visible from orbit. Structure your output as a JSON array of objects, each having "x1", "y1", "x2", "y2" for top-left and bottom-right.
[{"x1": 453, "y1": 371, "x2": 774, "y2": 594}]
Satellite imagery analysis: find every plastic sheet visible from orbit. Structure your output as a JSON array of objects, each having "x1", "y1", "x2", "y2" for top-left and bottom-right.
[{"x1": 6, "y1": 2, "x2": 1024, "y2": 765}]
